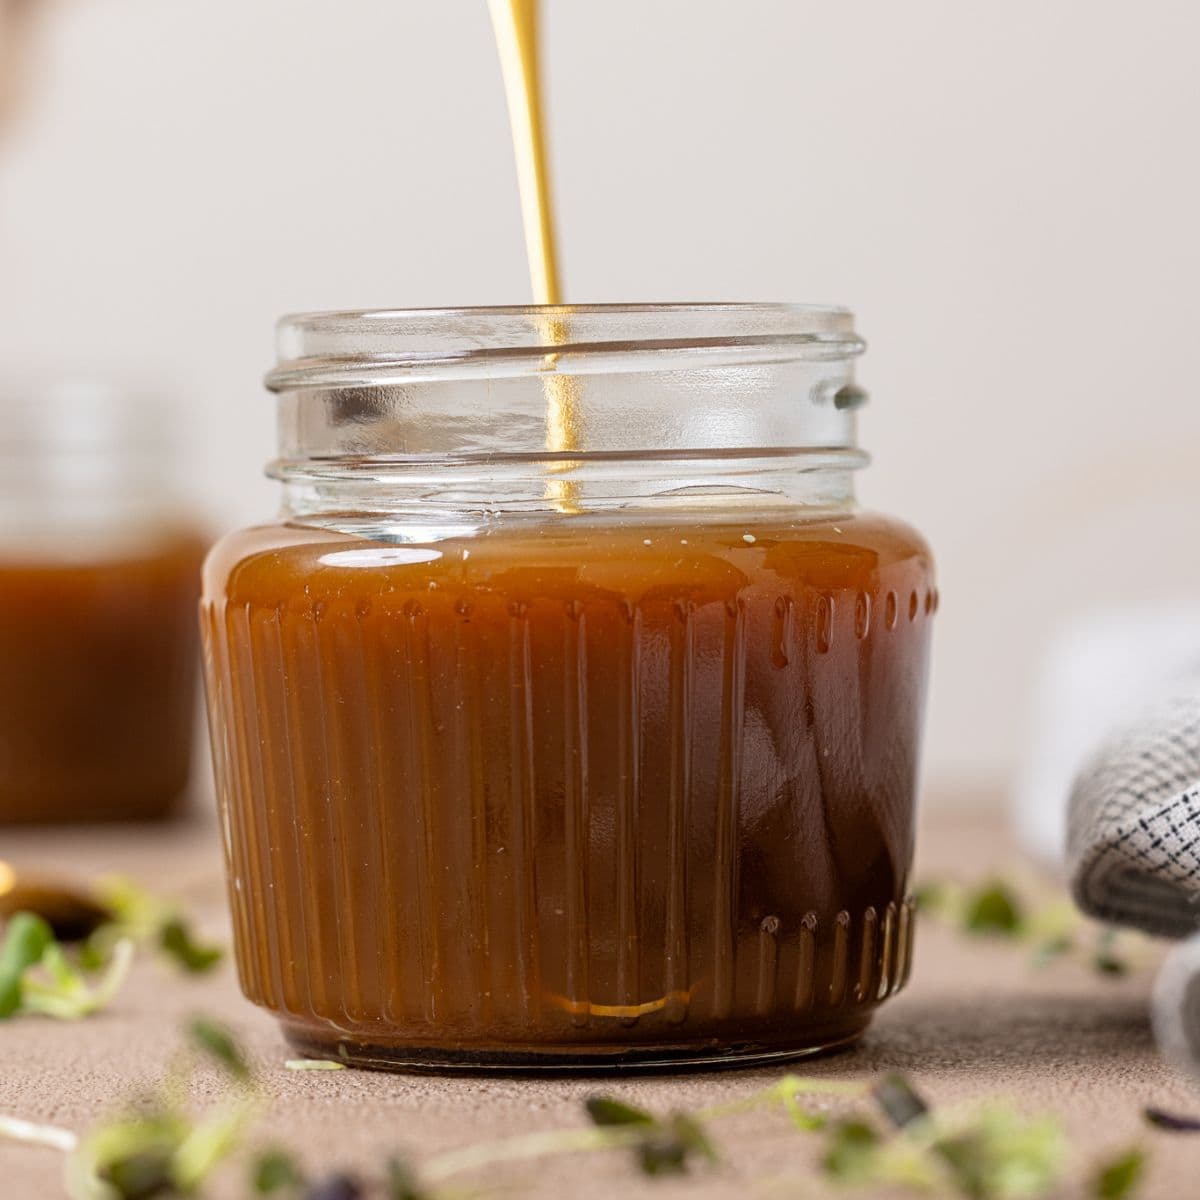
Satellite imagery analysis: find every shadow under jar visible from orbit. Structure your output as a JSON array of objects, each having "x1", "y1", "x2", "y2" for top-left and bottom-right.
[{"x1": 201, "y1": 304, "x2": 936, "y2": 1070}]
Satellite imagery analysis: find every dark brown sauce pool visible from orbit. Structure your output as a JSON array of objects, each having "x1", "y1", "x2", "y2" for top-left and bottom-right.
[{"x1": 0, "y1": 530, "x2": 205, "y2": 823}]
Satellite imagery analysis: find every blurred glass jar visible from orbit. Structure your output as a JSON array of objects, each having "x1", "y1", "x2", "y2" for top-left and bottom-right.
[{"x1": 0, "y1": 379, "x2": 207, "y2": 822}]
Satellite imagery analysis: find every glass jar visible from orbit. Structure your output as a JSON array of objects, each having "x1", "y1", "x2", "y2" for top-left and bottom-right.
[
  {"x1": 0, "y1": 379, "x2": 207, "y2": 822},
  {"x1": 202, "y1": 304, "x2": 936, "y2": 1070}
]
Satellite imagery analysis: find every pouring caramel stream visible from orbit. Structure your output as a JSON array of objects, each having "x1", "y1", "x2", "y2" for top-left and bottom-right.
[{"x1": 487, "y1": 0, "x2": 581, "y2": 505}]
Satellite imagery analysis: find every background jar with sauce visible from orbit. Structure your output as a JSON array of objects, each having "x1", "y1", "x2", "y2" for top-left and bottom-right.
[
  {"x1": 0, "y1": 379, "x2": 207, "y2": 823},
  {"x1": 202, "y1": 304, "x2": 936, "y2": 1070}
]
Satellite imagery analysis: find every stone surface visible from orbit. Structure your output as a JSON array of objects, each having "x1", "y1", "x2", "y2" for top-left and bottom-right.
[{"x1": 0, "y1": 806, "x2": 1194, "y2": 1198}]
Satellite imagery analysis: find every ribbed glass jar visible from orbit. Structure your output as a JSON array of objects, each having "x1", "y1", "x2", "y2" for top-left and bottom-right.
[{"x1": 201, "y1": 304, "x2": 935, "y2": 1070}]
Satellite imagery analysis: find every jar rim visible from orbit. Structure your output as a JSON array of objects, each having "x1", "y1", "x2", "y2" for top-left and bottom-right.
[{"x1": 267, "y1": 302, "x2": 863, "y2": 392}]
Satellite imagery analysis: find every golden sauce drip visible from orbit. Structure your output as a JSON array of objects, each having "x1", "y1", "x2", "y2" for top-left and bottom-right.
[{"x1": 487, "y1": 0, "x2": 581, "y2": 506}]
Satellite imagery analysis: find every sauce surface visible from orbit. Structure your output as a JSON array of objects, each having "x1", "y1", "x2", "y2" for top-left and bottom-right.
[{"x1": 203, "y1": 512, "x2": 934, "y2": 1065}]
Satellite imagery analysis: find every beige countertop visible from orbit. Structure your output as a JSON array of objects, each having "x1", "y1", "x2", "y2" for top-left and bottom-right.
[{"x1": 0, "y1": 805, "x2": 1195, "y2": 1199}]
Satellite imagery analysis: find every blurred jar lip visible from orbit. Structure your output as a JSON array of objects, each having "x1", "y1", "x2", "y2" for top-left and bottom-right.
[
  {"x1": 267, "y1": 302, "x2": 865, "y2": 392},
  {"x1": 0, "y1": 375, "x2": 179, "y2": 455}
]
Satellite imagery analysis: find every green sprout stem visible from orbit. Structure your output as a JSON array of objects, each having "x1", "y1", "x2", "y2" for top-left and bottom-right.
[
  {"x1": 171, "y1": 1095, "x2": 258, "y2": 1191},
  {"x1": 0, "y1": 1114, "x2": 78, "y2": 1153},
  {"x1": 421, "y1": 1074, "x2": 865, "y2": 1186},
  {"x1": 21, "y1": 938, "x2": 135, "y2": 1021},
  {"x1": 421, "y1": 1124, "x2": 657, "y2": 1183},
  {"x1": 698, "y1": 1074, "x2": 869, "y2": 1122}
]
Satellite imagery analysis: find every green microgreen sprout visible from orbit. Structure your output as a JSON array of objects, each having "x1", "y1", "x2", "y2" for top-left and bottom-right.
[
  {"x1": 916, "y1": 875, "x2": 1144, "y2": 977},
  {"x1": 0, "y1": 1113, "x2": 80, "y2": 1153},
  {"x1": 0, "y1": 1031, "x2": 1149, "y2": 1200},
  {"x1": 384, "y1": 1156, "x2": 427, "y2": 1200},
  {"x1": 813, "y1": 1073, "x2": 1070, "y2": 1199},
  {"x1": 1091, "y1": 1147, "x2": 1145, "y2": 1198},
  {"x1": 63, "y1": 1017, "x2": 258, "y2": 1200},
  {"x1": 583, "y1": 1095, "x2": 717, "y2": 1176},
  {"x1": 84, "y1": 876, "x2": 223, "y2": 976},
  {"x1": 0, "y1": 911, "x2": 134, "y2": 1022},
  {"x1": 252, "y1": 1147, "x2": 308, "y2": 1193},
  {"x1": 187, "y1": 1016, "x2": 252, "y2": 1082},
  {"x1": 0, "y1": 911, "x2": 54, "y2": 1017},
  {"x1": 964, "y1": 881, "x2": 1025, "y2": 936},
  {"x1": 250, "y1": 1151, "x2": 425, "y2": 1200}
]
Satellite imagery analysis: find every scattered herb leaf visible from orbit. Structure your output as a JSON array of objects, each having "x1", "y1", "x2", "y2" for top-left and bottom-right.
[
  {"x1": 254, "y1": 1147, "x2": 307, "y2": 1193},
  {"x1": 660, "y1": 1113, "x2": 717, "y2": 1170},
  {"x1": 160, "y1": 918, "x2": 223, "y2": 975},
  {"x1": 1092, "y1": 929, "x2": 1129, "y2": 977},
  {"x1": 0, "y1": 1028, "x2": 1155, "y2": 1200},
  {"x1": 100, "y1": 1144, "x2": 177, "y2": 1200},
  {"x1": 822, "y1": 1119, "x2": 881, "y2": 1183},
  {"x1": 61, "y1": 1021, "x2": 257, "y2": 1200},
  {"x1": 1092, "y1": 1147, "x2": 1145, "y2": 1198},
  {"x1": 188, "y1": 1017, "x2": 251, "y2": 1081},
  {"x1": 964, "y1": 882, "x2": 1024, "y2": 936},
  {"x1": 585, "y1": 1095, "x2": 715, "y2": 1177},
  {"x1": 584, "y1": 1096, "x2": 656, "y2": 1128},
  {"x1": 173, "y1": 1100, "x2": 255, "y2": 1191},
  {"x1": 0, "y1": 910, "x2": 133, "y2": 1022},
  {"x1": 932, "y1": 1107, "x2": 1066, "y2": 1200},
  {"x1": 87, "y1": 877, "x2": 223, "y2": 976},
  {"x1": 918, "y1": 876, "x2": 1144, "y2": 979},
  {"x1": 384, "y1": 1156, "x2": 426, "y2": 1200},
  {"x1": 21, "y1": 938, "x2": 134, "y2": 1020},
  {"x1": 912, "y1": 881, "x2": 947, "y2": 913},
  {"x1": 0, "y1": 912, "x2": 54, "y2": 1017},
  {"x1": 284, "y1": 1059, "x2": 347, "y2": 1072}
]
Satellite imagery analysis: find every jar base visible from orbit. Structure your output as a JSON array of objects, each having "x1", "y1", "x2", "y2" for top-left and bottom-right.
[{"x1": 281, "y1": 1019, "x2": 871, "y2": 1075}]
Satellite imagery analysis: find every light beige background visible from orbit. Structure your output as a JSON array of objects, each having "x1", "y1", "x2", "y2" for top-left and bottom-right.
[{"x1": 1, "y1": 1, "x2": 1198, "y2": 792}]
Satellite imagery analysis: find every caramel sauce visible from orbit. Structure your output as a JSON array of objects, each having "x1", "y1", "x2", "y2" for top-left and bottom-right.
[
  {"x1": 0, "y1": 531, "x2": 206, "y2": 822},
  {"x1": 202, "y1": 513, "x2": 933, "y2": 1064}
]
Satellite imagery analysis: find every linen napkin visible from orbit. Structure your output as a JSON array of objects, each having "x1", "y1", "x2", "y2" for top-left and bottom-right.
[
  {"x1": 1067, "y1": 688, "x2": 1200, "y2": 939},
  {"x1": 1067, "y1": 684, "x2": 1200, "y2": 1085}
]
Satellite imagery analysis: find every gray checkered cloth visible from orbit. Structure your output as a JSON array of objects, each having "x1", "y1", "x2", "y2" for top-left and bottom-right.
[
  {"x1": 1066, "y1": 681, "x2": 1200, "y2": 1086},
  {"x1": 1068, "y1": 690, "x2": 1200, "y2": 939}
]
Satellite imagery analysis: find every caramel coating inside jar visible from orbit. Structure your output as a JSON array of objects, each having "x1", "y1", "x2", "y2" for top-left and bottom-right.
[
  {"x1": 0, "y1": 531, "x2": 206, "y2": 823},
  {"x1": 202, "y1": 512, "x2": 934, "y2": 1067}
]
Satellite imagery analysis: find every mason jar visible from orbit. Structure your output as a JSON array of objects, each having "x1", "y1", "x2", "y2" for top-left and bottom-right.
[
  {"x1": 202, "y1": 304, "x2": 936, "y2": 1070},
  {"x1": 0, "y1": 378, "x2": 207, "y2": 822}
]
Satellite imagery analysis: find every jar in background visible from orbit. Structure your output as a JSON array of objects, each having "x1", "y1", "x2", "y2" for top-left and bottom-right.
[
  {"x1": 0, "y1": 379, "x2": 207, "y2": 822},
  {"x1": 202, "y1": 304, "x2": 935, "y2": 1069}
]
